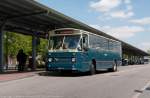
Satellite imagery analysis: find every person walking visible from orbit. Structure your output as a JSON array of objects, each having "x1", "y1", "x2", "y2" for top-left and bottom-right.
[{"x1": 17, "y1": 49, "x2": 27, "y2": 71}]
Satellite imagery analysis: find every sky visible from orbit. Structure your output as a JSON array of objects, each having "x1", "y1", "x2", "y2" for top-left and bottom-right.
[{"x1": 37, "y1": 0, "x2": 150, "y2": 52}]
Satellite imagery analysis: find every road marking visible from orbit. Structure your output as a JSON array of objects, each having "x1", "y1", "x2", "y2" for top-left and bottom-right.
[{"x1": 132, "y1": 80, "x2": 150, "y2": 98}]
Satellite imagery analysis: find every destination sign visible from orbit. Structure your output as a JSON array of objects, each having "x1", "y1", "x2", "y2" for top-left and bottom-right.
[{"x1": 55, "y1": 30, "x2": 74, "y2": 34}]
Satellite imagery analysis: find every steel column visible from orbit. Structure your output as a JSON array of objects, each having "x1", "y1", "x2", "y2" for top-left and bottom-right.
[{"x1": 32, "y1": 33, "x2": 37, "y2": 71}]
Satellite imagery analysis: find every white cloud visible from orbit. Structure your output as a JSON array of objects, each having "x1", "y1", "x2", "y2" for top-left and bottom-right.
[
  {"x1": 106, "y1": 26, "x2": 144, "y2": 39},
  {"x1": 110, "y1": 10, "x2": 134, "y2": 18},
  {"x1": 90, "y1": 24, "x2": 144, "y2": 39},
  {"x1": 90, "y1": 0, "x2": 121, "y2": 12},
  {"x1": 138, "y1": 42, "x2": 150, "y2": 51},
  {"x1": 129, "y1": 17, "x2": 150, "y2": 25},
  {"x1": 90, "y1": 0, "x2": 134, "y2": 19}
]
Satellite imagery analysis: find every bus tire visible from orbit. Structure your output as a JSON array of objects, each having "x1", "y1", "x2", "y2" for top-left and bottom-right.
[
  {"x1": 108, "y1": 61, "x2": 117, "y2": 72},
  {"x1": 89, "y1": 64, "x2": 96, "y2": 75}
]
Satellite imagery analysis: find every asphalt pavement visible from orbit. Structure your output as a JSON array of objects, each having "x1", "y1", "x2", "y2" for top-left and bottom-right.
[{"x1": 0, "y1": 64, "x2": 150, "y2": 98}]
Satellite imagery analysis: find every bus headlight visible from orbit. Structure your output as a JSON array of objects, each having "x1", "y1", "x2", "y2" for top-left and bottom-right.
[
  {"x1": 48, "y1": 58, "x2": 53, "y2": 62},
  {"x1": 72, "y1": 58, "x2": 76, "y2": 62}
]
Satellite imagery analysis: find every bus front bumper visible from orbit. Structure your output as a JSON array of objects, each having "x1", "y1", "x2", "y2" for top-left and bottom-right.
[{"x1": 46, "y1": 63, "x2": 81, "y2": 72}]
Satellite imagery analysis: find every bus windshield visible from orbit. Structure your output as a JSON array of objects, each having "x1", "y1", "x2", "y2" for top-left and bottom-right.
[{"x1": 49, "y1": 35, "x2": 80, "y2": 51}]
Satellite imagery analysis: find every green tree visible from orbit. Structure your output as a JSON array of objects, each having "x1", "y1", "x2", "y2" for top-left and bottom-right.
[
  {"x1": 4, "y1": 32, "x2": 32, "y2": 57},
  {"x1": 3, "y1": 32, "x2": 48, "y2": 65}
]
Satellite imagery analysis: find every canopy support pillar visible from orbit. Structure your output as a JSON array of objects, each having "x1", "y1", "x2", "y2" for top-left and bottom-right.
[
  {"x1": 0, "y1": 24, "x2": 5, "y2": 72},
  {"x1": 32, "y1": 33, "x2": 37, "y2": 71}
]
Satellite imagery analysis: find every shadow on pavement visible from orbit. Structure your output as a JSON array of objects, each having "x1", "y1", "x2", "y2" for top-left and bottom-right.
[
  {"x1": 38, "y1": 70, "x2": 110, "y2": 77},
  {"x1": 134, "y1": 90, "x2": 143, "y2": 93}
]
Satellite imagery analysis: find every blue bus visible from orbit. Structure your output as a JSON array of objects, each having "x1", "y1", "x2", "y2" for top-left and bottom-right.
[{"x1": 46, "y1": 28, "x2": 122, "y2": 74}]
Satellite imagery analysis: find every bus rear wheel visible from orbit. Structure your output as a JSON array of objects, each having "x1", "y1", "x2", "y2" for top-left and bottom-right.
[{"x1": 108, "y1": 61, "x2": 117, "y2": 72}]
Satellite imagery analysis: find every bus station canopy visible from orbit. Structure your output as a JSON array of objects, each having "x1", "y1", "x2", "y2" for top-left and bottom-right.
[{"x1": 0, "y1": 0, "x2": 149, "y2": 56}]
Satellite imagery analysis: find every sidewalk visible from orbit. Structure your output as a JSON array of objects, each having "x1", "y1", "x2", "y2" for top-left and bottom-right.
[{"x1": 0, "y1": 71, "x2": 41, "y2": 82}]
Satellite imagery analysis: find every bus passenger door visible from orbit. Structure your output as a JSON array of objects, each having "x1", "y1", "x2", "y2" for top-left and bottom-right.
[{"x1": 81, "y1": 34, "x2": 90, "y2": 71}]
